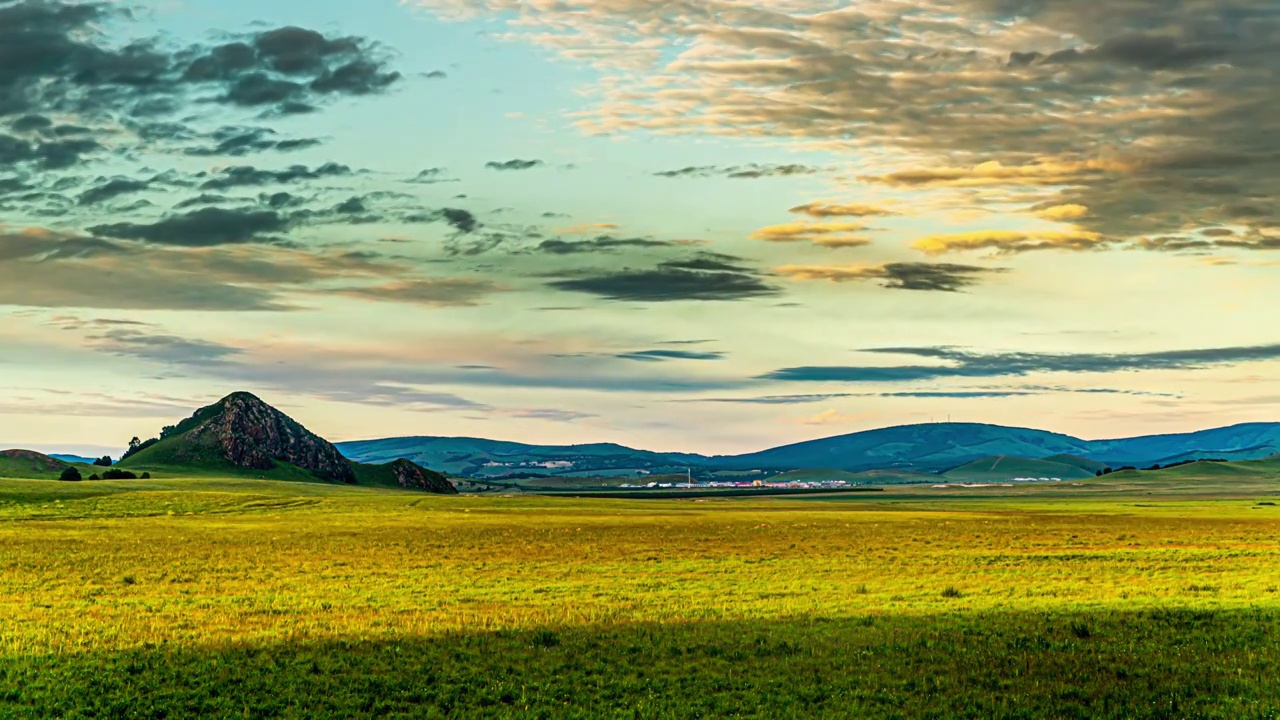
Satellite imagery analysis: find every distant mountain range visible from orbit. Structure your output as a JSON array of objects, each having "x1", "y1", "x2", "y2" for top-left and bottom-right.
[{"x1": 337, "y1": 422, "x2": 1280, "y2": 479}]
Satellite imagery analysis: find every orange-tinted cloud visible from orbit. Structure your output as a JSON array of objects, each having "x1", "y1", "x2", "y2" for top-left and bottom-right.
[{"x1": 913, "y1": 229, "x2": 1106, "y2": 255}]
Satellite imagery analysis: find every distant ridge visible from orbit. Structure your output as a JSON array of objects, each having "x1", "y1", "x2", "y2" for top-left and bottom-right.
[{"x1": 338, "y1": 421, "x2": 1280, "y2": 478}]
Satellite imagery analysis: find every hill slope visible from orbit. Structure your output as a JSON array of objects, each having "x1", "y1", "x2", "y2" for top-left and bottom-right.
[
  {"x1": 942, "y1": 456, "x2": 1095, "y2": 482},
  {"x1": 337, "y1": 436, "x2": 702, "y2": 478},
  {"x1": 0, "y1": 450, "x2": 72, "y2": 479},
  {"x1": 339, "y1": 421, "x2": 1280, "y2": 477},
  {"x1": 120, "y1": 392, "x2": 356, "y2": 483},
  {"x1": 118, "y1": 392, "x2": 455, "y2": 493},
  {"x1": 708, "y1": 423, "x2": 1093, "y2": 472}
]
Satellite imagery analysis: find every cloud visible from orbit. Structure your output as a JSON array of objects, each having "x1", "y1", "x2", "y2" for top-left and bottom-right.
[
  {"x1": 776, "y1": 262, "x2": 1007, "y2": 292},
  {"x1": 1034, "y1": 204, "x2": 1091, "y2": 222},
  {"x1": 329, "y1": 278, "x2": 502, "y2": 307},
  {"x1": 411, "y1": 0, "x2": 1280, "y2": 248},
  {"x1": 485, "y1": 159, "x2": 543, "y2": 171},
  {"x1": 90, "y1": 207, "x2": 293, "y2": 247},
  {"x1": 653, "y1": 163, "x2": 820, "y2": 179},
  {"x1": 751, "y1": 221, "x2": 873, "y2": 248},
  {"x1": 183, "y1": 25, "x2": 402, "y2": 112},
  {"x1": 784, "y1": 409, "x2": 872, "y2": 426},
  {"x1": 184, "y1": 126, "x2": 322, "y2": 157},
  {"x1": 547, "y1": 260, "x2": 780, "y2": 302},
  {"x1": 0, "y1": 230, "x2": 287, "y2": 311},
  {"x1": 0, "y1": 228, "x2": 439, "y2": 311},
  {"x1": 692, "y1": 393, "x2": 856, "y2": 405},
  {"x1": 536, "y1": 235, "x2": 674, "y2": 254},
  {"x1": 789, "y1": 202, "x2": 896, "y2": 218},
  {"x1": 198, "y1": 163, "x2": 352, "y2": 191},
  {"x1": 862, "y1": 160, "x2": 1128, "y2": 190},
  {"x1": 913, "y1": 229, "x2": 1107, "y2": 255},
  {"x1": 615, "y1": 349, "x2": 724, "y2": 362},
  {"x1": 763, "y1": 343, "x2": 1280, "y2": 383},
  {"x1": 407, "y1": 167, "x2": 457, "y2": 184},
  {"x1": 77, "y1": 178, "x2": 150, "y2": 206}
]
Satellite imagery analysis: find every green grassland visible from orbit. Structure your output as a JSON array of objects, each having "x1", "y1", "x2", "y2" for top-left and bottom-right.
[
  {"x1": 3, "y1": 467, "x2": 1280, "y2": 718},
  {"x1": 941, "y1": 455, "x2": 1096, "y2": 482}
]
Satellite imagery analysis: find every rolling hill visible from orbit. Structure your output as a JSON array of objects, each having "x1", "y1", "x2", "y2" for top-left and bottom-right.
[
  {"x1": 0, "y1": 450, "x2": 73, "y2": 479},
  {"x1": 941, "y1": 456, "x2": 1096, "y2": 483},
  {"x1": 338, "y1": 421, "x2": 1280, "y2": 479},
  {"x1": 336, "y1": 436, "x2": 702, "y2": 479}
]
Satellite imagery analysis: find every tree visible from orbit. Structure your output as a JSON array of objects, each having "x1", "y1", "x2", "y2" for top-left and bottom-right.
[
  {"x1": 59, "y1": 467, "x2": 82, "y2": 482},
  {"x1": 128, "y1": 437, "x2": 141, "y2": 451},
  {"x1": 93, "y1": 456, "x2": 113, "y2": 467}
]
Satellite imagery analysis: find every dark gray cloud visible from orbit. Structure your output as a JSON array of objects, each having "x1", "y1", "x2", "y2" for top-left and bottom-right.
[
  {"x1": 763, "y1": 343, "x2": 1280, "y2": 383},
  {"x1": 536, "y1": 235, "x2": 674, "y2": 254},
  {"x1": 485, "y1": 159, "x2": 543, "y2": 171},
  {"x1": 90, "y1": 207, "x2": 293, "y2": 246},
  {"x1": 77, "y1": 178, "x2": 149, "y2": 206},
  {"x1": 654, "y1": 163, "x2": 820, "y2": 179},
  {"x1": 780, "y1": 262, "x2": 1008, "y2": 292},
  {"x1": 440, "y1": 207, "x2": 479, "y2": 233},
  {"x1": 879, "y1": 263, "x2": 1005, "y2": 292},
  {"x1": 184, "y1": 126, "x2": 322, "y2": 157},
  {"x1": 615, "y1": 349, "x2": 725, "y2": 362},
  {"x1": 1, "y1": 3, "x2": 400, "y2": 124},
  {"x1": 548, "y1": 259, "x2": 780, "y2": 302},
  {"x1": 407, "y1": 167, "x2": 457, "y2": 184},
  {"x1": 198, "y1": 162, "x2": 352, "y2": 191},
  {"x1": 181, "y1": 25, "x2": 401, "y2": 112}
]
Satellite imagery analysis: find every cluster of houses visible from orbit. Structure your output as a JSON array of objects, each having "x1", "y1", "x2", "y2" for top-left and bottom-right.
[{"x1": 621, "y1": 479, "x2": 854, "y2": 490}]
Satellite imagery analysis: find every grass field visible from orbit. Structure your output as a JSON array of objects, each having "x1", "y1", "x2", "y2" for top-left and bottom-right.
[{"x1": 3, "y1": 471, "x2": 1280, "y2": 718}]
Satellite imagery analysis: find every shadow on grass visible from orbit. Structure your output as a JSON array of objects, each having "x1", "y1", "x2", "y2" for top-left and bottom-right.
[{"x1": 5, "y1": 609, "x2": 1279, "y2": 719}]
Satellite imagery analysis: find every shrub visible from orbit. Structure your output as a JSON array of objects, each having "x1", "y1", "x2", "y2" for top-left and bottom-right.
[
  {"x1": 102, "y1": 469, "x2": 139, "y2": 480},
  {"x1": 141, "y1": 472, "x2": 151, "y2": 479},
  {"x1": 530, "y1": 628, "x2": 561, "y2": 648},
  {"x1": 89, "y1": 474, "x2": 101, "y2": 481},
  {"x1": 58, "y1": 466, "x2": 82, "y2": 482},
  {"x1": 941, "y1": 586, "x2": 963, "y2": 599}
]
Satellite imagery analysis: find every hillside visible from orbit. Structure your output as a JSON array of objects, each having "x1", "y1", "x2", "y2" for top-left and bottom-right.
[
  {"x1": 0, "y1": 450, "x2": 72, "y2": 479},
  {"x1": 340, "y1": 421, "x2": 1280, "y2": 477},
  {"x1": 942, "y1": 456, "x2": 1095, "y2": 482},
  {"x1": 1042, "y1": 454, "x2": 1110, "y2": 474},
  {"x1": 118, "y1": 393, "x2": 455, "y2": 493},
  {"x1": 337, "y1": 436, "x2": 702, "y2": 478},
  {"x1": 1087, "y1": 423, "x2": 1280, "y2": 466},
  {"x1": 708, "y1": 423, "x2": 1093, "y2": 472}
]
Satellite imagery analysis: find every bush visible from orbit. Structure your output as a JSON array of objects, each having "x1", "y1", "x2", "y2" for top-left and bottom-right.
[
  {"x1": 89, "y1": 474, "x2": 101, "y2": 481},
  {"x1": 93, "y1": 456, "x2": 113, "y2": 467},
  {"x1": 58, "y1": 467, "x2": 82, "y2": 482},
  {"x1": 141, "y1": 472, "x2": 151, "y2": 479},
  {"x1": 101, "y1": 469, "x2": 139, "y2": 480}
]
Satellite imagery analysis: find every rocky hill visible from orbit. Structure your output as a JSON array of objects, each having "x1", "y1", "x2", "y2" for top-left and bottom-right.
[{"x1": 120, "y1": 392, "x2": 356, "y2": 483}]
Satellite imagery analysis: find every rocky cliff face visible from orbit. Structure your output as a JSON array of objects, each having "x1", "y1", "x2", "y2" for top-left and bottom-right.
[
  {"x1": 387, "y1": 458, "x2": 457, "y2": 494},
  {"x1": 187, "y1": 392, "x2": 357, "y2": 483}
]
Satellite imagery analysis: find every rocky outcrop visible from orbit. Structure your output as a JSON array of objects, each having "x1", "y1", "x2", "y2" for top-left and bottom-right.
[
  {"x1": 387, "y1": 458, "x2": 457, "y2": 494},
  {"x1": 186, "y1": 392, "x2": 357, "y2": 483}
]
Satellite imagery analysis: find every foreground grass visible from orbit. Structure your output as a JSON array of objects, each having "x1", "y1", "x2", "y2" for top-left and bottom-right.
[{"x1": 2, "y1": 477, "x2": 1280, "y2": 718}]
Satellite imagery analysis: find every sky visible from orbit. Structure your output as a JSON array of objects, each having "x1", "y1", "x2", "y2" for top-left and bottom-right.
[{"x1": 2, "y1": 0, "x2": 1279, "y2": 457}]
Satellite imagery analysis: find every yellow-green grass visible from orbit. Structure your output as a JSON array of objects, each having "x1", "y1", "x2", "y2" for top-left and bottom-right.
[{"x1": 2, "y1": 474, "x2": 1280, "y2": 718}]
